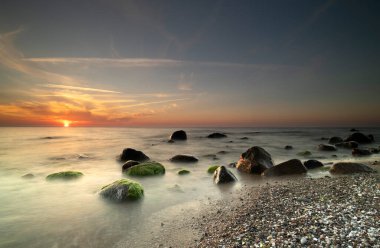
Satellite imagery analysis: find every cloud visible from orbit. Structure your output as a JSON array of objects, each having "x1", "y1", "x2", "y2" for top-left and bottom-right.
[{"x1": 42, "y1": 83, "x2": 121, "y2": 94}]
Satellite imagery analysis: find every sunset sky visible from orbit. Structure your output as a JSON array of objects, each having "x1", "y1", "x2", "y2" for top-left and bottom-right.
[{"x1": 0, "y1": 0, "x2": 380, "y2": 127}]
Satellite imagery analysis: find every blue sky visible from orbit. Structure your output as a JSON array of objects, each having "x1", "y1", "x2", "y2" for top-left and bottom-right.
[{"x1": 0, "y1": 0, "x2": 379, "y2": 126}]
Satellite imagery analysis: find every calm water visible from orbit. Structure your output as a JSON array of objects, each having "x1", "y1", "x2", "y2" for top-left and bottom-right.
[{"x1": 0, "y1": 127, "x2": 379, "y2": 248}]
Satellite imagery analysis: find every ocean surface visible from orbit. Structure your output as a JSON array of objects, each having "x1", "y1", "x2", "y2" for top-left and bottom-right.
[{"x1": 0, "y1": 127, "x2": 379, "y2": 248}]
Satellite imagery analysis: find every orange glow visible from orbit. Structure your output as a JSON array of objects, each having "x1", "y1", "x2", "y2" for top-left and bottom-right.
[{"x1": 62, "y1": 120, "x2": 71, "y2": 127}]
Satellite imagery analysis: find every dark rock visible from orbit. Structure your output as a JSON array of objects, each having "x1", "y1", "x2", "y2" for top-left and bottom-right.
[
  {"x1": 122, "y1": 160, "x2": 140, "y2": 172},
  {"x1": 335, "y1": 141, "x2": 359, "y2": 149},
  {"x1": 369, "y1": 148, "x2": 379, "y2": 154},
  {"x1": 236, "y1": 146, "x2": 274, "y2": 174},
  {"x1": 207, "y1": 133, "x2": 227, "y2": 138},
  {"x1": 240, "y1": 137, "x2": 249, "y2": 140},
  {"x1": 170, "y1": 130, "x2": 187, "y2": 141},
  {"x1": 262, "y1": 159, "x2": 307, "y2": 176},
  {"x1": 169, "y1": 155, "x2": 199, "y2": 163},
  {"x1": 328, "y1": 136, "x2": 343, "y2": 144},
  {"x1": 119, "y1": 148, "x2": 149, "y2": 162},
  {"x1": 368, "y1": 134, "x2": 375, "y2": 142},
  {"x1": 228, "y1": 162, "x2": 237, "y2": 168},
  {"x1": 320, "y1": 137, "x2": 329, "y2": 140},
  {"x1": 217, "y1": 151, "x2": 228, "y2": 155},
  {"x1": 350, "y1": 128, "x2": 359, "y2": 132},
  {"x1": 167, "y1": 139, "x2": 175, "y2": 143},
  {"x1": 284, "y1": 145, "x2": 293, "y2": 150},
  {"x1": 352, "y1": 148, "x2": 372, "y2": 156},
  {"x1": 345, "y1": 132, "x2": 373, "y2": 144},
  {"x1": 330, "y1": 162, "x2": 376, "y2": 174},
  {"x1": 100, "y1": 179, "x2": 144, "y2": 201},
  {"x1": 22, "y1": 173, "x2": 35, "y2": 179},
  {"x1": 304, "y1": 160, "x2": 324, "y2": 169},
  {"x1": 213, "y1": 166, "x2": 237, "y2": 184},
  {"x1": 318, "y1": 144, "x2": 337, "y2": 151}
]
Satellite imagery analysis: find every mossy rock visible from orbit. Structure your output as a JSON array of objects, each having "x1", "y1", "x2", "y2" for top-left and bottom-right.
[
  {"x1": 46, "y1": 171, "x2": 83, "y2": 180},
  {"x1": 207, "y1": 165, "x2": 220, "y2": 174},
  {"x1": 297, "y1": 151, "x2": 312, "y2": 156},
  {"x1": 100, "y1": 179, "x2": 144, "y2": 201},
  {"x1": 178, "y1": 169, "x2": 190, "y2": 175},
  {"x1": 125, "y1": 161, "x2": 165, "y2": 176}
]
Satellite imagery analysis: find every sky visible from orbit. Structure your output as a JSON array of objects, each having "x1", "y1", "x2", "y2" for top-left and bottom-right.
[{"x1": 0, "y1": 0, "x2": 380, "y2": 127}]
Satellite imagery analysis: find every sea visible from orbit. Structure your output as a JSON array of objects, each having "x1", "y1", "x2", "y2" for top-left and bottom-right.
[{"x1": 0, "y1": 127, "x2": 379, "y2": 248}]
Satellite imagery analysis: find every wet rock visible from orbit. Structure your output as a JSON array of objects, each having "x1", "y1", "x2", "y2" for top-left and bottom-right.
[
  {"x1": 304, "y1": 159, "x2": 324, "y2": 169},
  {"x1": 124, "y1": 161, "x2": 165, "y2": 176},
  {"x1": 262, "y1": 159, "x2": 307, "y2": 176},
  {"x1": 207, "y1": 165, "x2": 219, "y2": 174},
  {"x1": 178, "y1": 169, "x2": 190, "y2": 175},
  {"x1": 207, "y1": 133, "x2": 227, "y2": 139},
  {"x1": 352, "y1": 148, "x2": 372, "y2": 156},
  {"x1": 350, "y1": 128, "x2": 359, "y2": 132},
  {"x1": 335, "y1": 141, "x2": 359, "y2": 149},
  {"x1": 213, "y1": 166, "x2": 237, "y2": 184},
  {"x1": 284, "y1": 145, "x2": 293, "y2": 150},
  {"x1": 345, "y1": 132, "x2": 374, "y2": 144},
  {"x1": 203, "y1": 154, "x2": 218, "y2": 160},
  {"x1": 330, "y1": 162, "x2": 376, "y2": 174},
  {"x1": 46, "y1": 171, "x2": 83, "y2": 181},
  {"x1": 328, "y1": 136, "x2": 343, "y2": 144},
  {"x1": 170, "y1": 154, "x2": 199, "y2": 163},
  {"x1": 100, "y1": 179, "x2": 144, "y2": 201},
  {"x1": 122, "y1": 160, "x2": 140, "y2": 172},
  {"x1": 228, "y1": 162, "x2": 237, "y2": 168},
  {"x1": 170, "y1": 130, "x2": 187, "y2": 141},
  {"x1": 236, "y1": 146, "x2": 274, "y2": 174},
  {"x1": 240, "y1": 137, "x2": 249, "y2": 140},
  {"x1": 369, "y1": 148, "x2": 379, "y2": 154},
  {"x1": 22, "y1": 173, "x2": 35, "y2": 179},
  {"x1": 119, "y1": 148, "x2": 149, "y2": 162},
  {"x1": 297, "y1": 150, "x2": 312, "y2": 156},
  {"x1": 217, "y1": 151, "x2": 227, "y2": 155},
  {"x1": 318, "y1": 144, "x2": 337, "y2": 151}
]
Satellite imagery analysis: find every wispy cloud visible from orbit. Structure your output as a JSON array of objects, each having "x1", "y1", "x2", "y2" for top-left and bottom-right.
[{"x1": 42, "y1": 83, "x2": 121, "y2": 94}]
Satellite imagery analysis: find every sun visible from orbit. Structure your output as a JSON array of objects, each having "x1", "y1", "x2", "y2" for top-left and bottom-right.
[{"x1": 63, "y1": 120, "x2": 71, "y2": 127}]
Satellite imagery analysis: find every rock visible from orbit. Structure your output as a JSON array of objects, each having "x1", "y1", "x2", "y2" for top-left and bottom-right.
[
  {"x1": 236, "y1": 146, "x2": 274, "y2": 174},
  {"x1": 321, "y1": 137, "x2": 329, "y2": 140},
  {"x1": 262, "y1": 159, "x2": 307, "y2": 176},
  {"x1": 228, "y1": 162, "x2": 237, "y2": 168},
  {"x1": 318, "y1": 144, "x2": 337, "y2": 151},
  {"x1": 169, "y1": 130, "x2": 187, "y2": 141},
  {"x1": 369, "y1": 148, "x2": 379, "y2": 154},
  {"x1": 207, "y1": 165, "x2": 219, "y2": 174},
  {"x1": 304, "y1": 159, "x2": 324, "y2": 169},
  {"x1": 240, "y1": 137, "x2": 249, "y2": 140},
  {"x1": 207, "y1": 133, "x2": 227, "y2": 138},
  {"x1": 345, "y1": 132, "x2": 373, "y2": 144},
  {"x1": 335, "y1": 141, "x2": 359, "y2": 149},
  {"x1": 119, "y1": 148, "x2": 149, "y2": 162},
  {"x1": 167, "y1": 139, "x2": 175, "y2": 143},
  {"x1": 122, "y1": 160, "x2": 140, "y2": 172},
  {"x1": 178, "y1": 169, "x2": 190, "y2": 175},
  {"x1": 217, "y1": 151, "x2": 227, "y2": 155},
  {"x1": 213, "y1": 166, "x2": 237, "y2": 184},
  {"x1": 352, "y1": 148, "x2": 372, "y2": 156},
  {"x1": 301, "y1": 237, "x2": 308, "y2": 245},
  {"x1": 203, "y1": 154, "x2": 218, "y2": 160},
  {"x1": 297, "y1": 151, "x2": 312, "y2": 156},
  {"x1": 170, "y1": 155, "x2": 199, "y2": 163},
  {"x1": 22, "y1": 173, "x2": 35, "y2": 179},
  {"x1": 350, "y1": 128, "x2": 359, "y2": 132},
  {"x1": 124, "y1": 161, "x2": 165, "y2": 176},
  {"x1": 46, "y1": 171, "x2": 83, "y2": 180},
  {"x1": 330, "y1": 162, "x2": 376, "y2": 174},
  {"x1": 328, "y1": 136, "x2": 343, "y2": 144},
  {"x1": 100, "y1": 179, "x2": 144, "y2": 201},
  {"x1": 284, "y1": 145, "x2": 293, "y2": 150}
]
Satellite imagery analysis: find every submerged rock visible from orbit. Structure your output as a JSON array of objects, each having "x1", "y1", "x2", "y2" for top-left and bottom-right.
[
  {"x1": 22, "y1": 173, "x2": 35, "y2": 179},
  {"x1": 352, "y1": 148, "x2": 372, "y2": 156},
  {"x1": 350, "y1": 128, "x2": 359, "y2": 132},
  {"x1": 240, "y1": 137, "x2": 249, "y2": 140},
  {"x1": 345, "y1": 132, "x2": 374, "y2": 144},
  {"x1": 213, "y1": 166, "x2": 237, "y2": 184},
  {"x1": 207, "y1": 133, "x2": 227, "y2": 139},
  {"x1": 170, "y1": 130, "x2": 187, "y2": 141},
  {"x1": 330, "y1": 162, "x2": 376, "y2": 174},
  {"x1": 370, "y1": 148, "x2": 379, "y2": 154},
  {"x1": 178, "y1": 169, "x2": 190, "y2": 175},
  {"x1": 46, "y1": 171, "x2": 83, "y2": 180},
  {"x1": 207, "y1": 165, "x2": 220, "y2": 174},
  {"x1": 284, "y1": 145, "x2": 293, "y2": 150},
  {"x1": 122, "y1": 160, "x2": 140, "y2": 172},
  {"x1": 119, "y1": 148, "x2": 149, "y2": 162},
  {"x1": 318, "y1": 144, "x2": 337, "y2": 151},
  {"x1": 304, "y1": 159, "x2": 324, "y2": 169},
  {"x1": 262, "y1": 159, "x2": 307, "y2": 177},
  {"x1": 124, "y1": 161, "x2": 165, "y2": 176},
  {"x1": 169, "y1": 155, "x2": 199, "y2": 163},
  {"x1": 100, "y1": 179, "x2": 144, "y2": 201},
  {"x1": 236, "y1": 146, "x2": 274, "y2": 174},
  {"x1": 328, "y1": 136, "x2": 343, "y2": 144},
  {"x1": 335, "y1": 141, "x2": 359, "y2": 149},
  {"x1": 297, "y1": 150, "x2": 312, "y2": 156}
]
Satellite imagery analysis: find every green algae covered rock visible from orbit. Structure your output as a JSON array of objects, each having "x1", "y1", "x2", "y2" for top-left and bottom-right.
[
  {"x1": 46, "y1": 171, "x2": 83, "y2": 180},
  {"x1": 178, "y1": 169, "x2": 190, "y2": 175},
  {"x1": 100, "y1": 179, "x2": 144, "y2": 201},
  {"x1": 207, "y1": 165, "x2": 220, "y2": 174},
  {"x1": 125, "y1": 161, "x2": 165, "y2": 176},
  {"x1": 297, "y1": 151, "x2": 312, "y2": 156}
]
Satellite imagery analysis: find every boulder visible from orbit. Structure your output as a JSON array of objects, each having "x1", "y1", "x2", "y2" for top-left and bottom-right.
[
  {"x1": 330, "y1": 162, "x2": 376, "y2": 174},
  {"x1": 304, "y1": 160, "x2": 324, "y2": 169},
  {"x1": 122, "y1": 160, "x2": 140, "y2": 172},
  {"x1": 352, "y1": 148, "x2": 371, "y2": 156},
  {"x1": 119, "y1": 148, "x2": 149, "y2": 162},
  {"x1": 262, "y1": 159, "x2": 307, "y2": 176},
  {"x1": 169, "y1": 155, "x2": 199, "y2": 163},
  {"x1": 207, "y1": 133, "x2": 227, "y2": 138},
  {"x1": 345, "y1": 132, "x2": 373, "y2": 144},
  {"x1": 207, "y1": 165, "x2": 219, "y2": 174},
  {"x1": 124, "y1": 161, "x2": 165, "y2": 176},
  {"x1": 284, "y1": 145, "x2": 293, "y2": 150},
  {"x1": 318, "y1": 144, "x2": 337, "y2": 151},
  {"x1": 213, "y1": 166, "x2": 237, "y2": 184},
  {"x1": 100, "y1": 179, "x2": 144, "y2": 201},
  {"x1": 236, "y1": 146, "x2": 274, "y2": 174},
  {"x1": 335, "y1": 141, "x2": 359, "y2": 149},
  {"x1": 46, "y1": 171, "x2": 83, "y2": 181},
  {"x1": 328, "y1": 137, "x2": 343, "y2": 144},
  {"x1": 170, "y1": 130, "x2": 187, "y2": 141}
]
